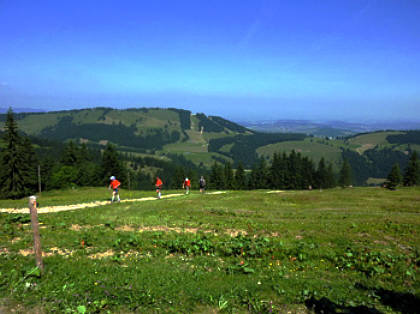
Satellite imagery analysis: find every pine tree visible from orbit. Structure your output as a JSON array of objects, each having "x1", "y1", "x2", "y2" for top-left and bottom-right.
[
  {"x1": 403, "y1": 151, "x2": 419, "y2": 186},
  {"x1": 61, "y1": 140, "x2": 79, "y2": 166},
  {"x1": 301, "y1": 156, "x2": 316, "y2": 189},
  {"x1": 234, "y1": 161, "x2": 246, "y2": 190},
  {"x1": 338, "y1": 159, "x2": 352, "y2": 187},
  {"x1": 78, "y1": 143, "x2": 92, "y2": 163},
  {"x1": 172, "y1": 166, "x2": 185, "y2": 188},
  {"x1": 326, "y1": 163, "x2": 336, "y2": 188},
  {"x1": 255, "y1": 157, "x2": 269, "y2": 189},
  {"x1": 39, "y1": 155, "x2": 57, "y2": 191},
  {"x1": 247, "y1": 164, "x2": 258, "y2": 190},
  {"x1": 315, "y1": 158, "x2": 328, "y2": 189},
  {"x1": 20, "y1": 137, "x2": 39, "y2": 192},
  {"x1": 385, "y1": 163, "x2": 402, "y2": 190},
  {"x1": 0, "y1": 109, "x2": 35, "y2": 199},
  {"x1": 287, "y1": 150, "x2": 300, "y2": 189},
  {"x1": 224, "y1": 162, "x2": 234, "y2": 189},
  {"x1": 209, "y1": 162, "x2": 224, "y2": 189},
  {"x1": 100, "y1": 143, "x2": 126, "y2": 185},
  {"x1": 270, "y1": 153, "x2": 285, "y2": 189}
]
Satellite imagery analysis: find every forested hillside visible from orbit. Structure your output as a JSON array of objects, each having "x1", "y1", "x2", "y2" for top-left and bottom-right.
[{"x1": 1, "y1": 108, "x2": 419, "y2": 188}]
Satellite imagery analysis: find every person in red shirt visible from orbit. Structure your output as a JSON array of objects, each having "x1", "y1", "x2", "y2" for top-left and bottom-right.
[
  {"x1": 183, "y1": 177, "x2": 191, "y2": 194},
  {"x1": 155, "y1": 177, "x2": 163, "y2": 199},
  {"x1": 108, "y1": 176, "x2": 121, "y2": 203}
]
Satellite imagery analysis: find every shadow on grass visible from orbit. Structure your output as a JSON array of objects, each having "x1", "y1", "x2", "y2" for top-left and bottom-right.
[
  {"x1": 356, "y1": 284, "x2": 420, "y2": 314},
  {"x1": 305, "y1": 297, "x2": 381, "y2": 314},
  {"x1": 305, "y1": 286, "x2": 420, "y2": 314}
]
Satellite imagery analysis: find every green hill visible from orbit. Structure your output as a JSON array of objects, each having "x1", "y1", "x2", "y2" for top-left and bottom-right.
[
  {"x1": 1, "y1": 108, "x2": 419, "y2": 185},
  {"x1": 0, "y1": 107, "x2": 253, "y2": 167}
]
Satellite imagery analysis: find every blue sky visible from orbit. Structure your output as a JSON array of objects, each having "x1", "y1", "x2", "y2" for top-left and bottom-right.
[{"x1": 0, "y1": 0, "x2": 419, "y2": 121}]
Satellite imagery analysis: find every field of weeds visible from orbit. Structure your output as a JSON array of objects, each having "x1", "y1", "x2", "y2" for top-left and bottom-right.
[{"x1": 1, "y1": 187, "x2": 419, "y2": 313}]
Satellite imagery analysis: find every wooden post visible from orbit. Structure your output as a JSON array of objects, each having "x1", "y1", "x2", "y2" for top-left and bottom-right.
[
  {"x1": 29, "y1": 196, "x2": 44, "y2": 273},
  {"x1": 37, "y1": 165, "x2": 42, "y2": 194},
  {"x1": 128, "y1": 171, "x2": 131, "y2": 191}
]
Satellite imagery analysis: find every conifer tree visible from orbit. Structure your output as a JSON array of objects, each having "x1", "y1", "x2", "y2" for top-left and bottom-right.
[
  {"x1": 20, "y1": 137, "x2": 39, "y2": 192},
  {"x1": 385, "y1": 163, "x2": 402, "y2": 190},
  {"x1": 247, "y1": 164, "x2": 258, "y2": 190},
  {"x1": 301, "y1": 156, "x2": 316, "y2": 189},
  {"x1": 224, "y1": 161, "x2": 234, "y2": 189},
  {"x1": 100, "y1": 143, "x2": 126, "y2": 185},
  {"x1": 209, "y1": 162, "x2": 224, "y2": 189},
  {"x1": 61, "y1": 140, "x2": 79, "y2": 166},
  {"x1": 287, "y1": 150, "x2": 300, "y2": 189},
  {"x1": 255, "y1": 157, "x2": 269, "y2": 189},
  {"x1": 338, "y1": 159, "x2": 353, "y2": 187},
  {"x1": 173, "y1": 166, "x2": 185, "y2": 188},
  {"x1": 78, "y1": 143, "x2": 92, "y2": 163},
  {"x1": 0, "y1": 109, "x2": 35, "y2": 198},
  {"x1": 270, "y1": 152, "x2": 285, "y2": 189},
  {"x1": 403, "y1": 151, "x2": 419, "y2": 186},
  {"x1": 39, "y1": 155, "x2": 57, "y2": 191},
  {"x1": 326, "y1": 163, "x2": 336, "y2": 188},
  {"x1": 234, "y1": 161, "x2": 246, "y2": 190},
  {"x1": 315, "y1": 158, "x2": 328, "y2": 189},
  {"x1": 76, "y1": 144, "x2": 99, "y2": 187}
]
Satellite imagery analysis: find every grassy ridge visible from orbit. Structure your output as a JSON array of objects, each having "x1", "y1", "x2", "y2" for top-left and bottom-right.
[{"x1": 1, "y1": 187, "x2": 419, "y2": 312}]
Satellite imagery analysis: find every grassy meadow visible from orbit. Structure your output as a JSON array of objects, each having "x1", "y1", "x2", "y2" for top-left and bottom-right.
[{"x1": 1, "y1": 187, "x2": 419, "y2": 313}]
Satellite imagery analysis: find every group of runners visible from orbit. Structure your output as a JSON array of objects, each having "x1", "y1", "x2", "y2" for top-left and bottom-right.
[{"x1": 108, "y1": 175, "x2": 206, "y2": 202}]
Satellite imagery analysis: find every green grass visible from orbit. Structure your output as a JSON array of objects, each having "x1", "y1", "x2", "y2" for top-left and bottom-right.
[
  {"x1": 347, "y1": 131, "x2": 405, "y2": 154},
  {"x1": 163, "y1": 141, "x2": 208, "y2": 153},
  {"x1": 1, "y1": 187, "x2": 419, "y2": 312},
  {"x1": 15, "y1": 113, "x2": 62, "y2": 135}
]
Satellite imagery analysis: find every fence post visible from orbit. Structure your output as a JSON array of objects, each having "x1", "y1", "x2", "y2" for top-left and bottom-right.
[{"x1": 29, "y1": 195, "x2": 44, "y2": 273}]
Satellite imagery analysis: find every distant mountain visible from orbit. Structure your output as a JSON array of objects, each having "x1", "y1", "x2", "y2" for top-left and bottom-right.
[
  {"x1": 238, "y1": 119, "x2": 420, "y2": 137},
  {"x1": 1, "y1": 107, "x2": 419, "y2": 186},
  {"x1": 0, "y1": 107, "x2": 252, "y2": 162},
  {"x1": 0, "y1": 107, "x2": 45, "y2": 113}
]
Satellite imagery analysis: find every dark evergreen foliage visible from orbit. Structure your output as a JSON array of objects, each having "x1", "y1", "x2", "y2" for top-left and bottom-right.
[
  {"x1": 209, "y1": 116, "x2": 249, "y2": 133},
  {"x1": 0, "y1": 109, "x2": 36, "y2": 199},
  {"x1": 224, "y1": 162, "x2": 234, "y2": 189},
  {"x1": 196, "y1": 113, "x2": 225, "y2": 132},
  {"x1": 338, "y1": 159, "x2": 353, "y2": 187},
  {"x1": 208, "y1": 133, "x2": 306, "y2": 167},
  {"x1": 387, "y1": 131, "x2": 420, "y2": 145},
  {"x1": 315, "y1": 158, "x2": 329, "y2": 189},
  {"x1": 169, "y1": 108, "x2": 191, "y2": 131},
  {"x1": 61, "y1": 140, "x2": 79, "y2": 166},
  {"x1": 403, "y1": 151, "x2": 419, "y2": 186},
  {"x1": 342, "y1": 148, "x2": 409, "y2": 185},
  {"x1": 234, "y1": 162, "x2": 247, "y2": 189},
  {"x1": 385, "y1": 163, "x2": 402, "y2": 190},
  {"x1": 209, "y1": 162, "x2": 225, "y2": 189},
  {"x1": 326, "y1": 163, "x2": 336, "y2": 188},
  {"x1": 100, "y1": 144, "x2": 127, "y2": 185}
]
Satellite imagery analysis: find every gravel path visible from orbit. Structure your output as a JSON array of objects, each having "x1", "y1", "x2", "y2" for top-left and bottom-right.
[{"x1": 0, "y1": 193, "x2": 183, "y2": 214}]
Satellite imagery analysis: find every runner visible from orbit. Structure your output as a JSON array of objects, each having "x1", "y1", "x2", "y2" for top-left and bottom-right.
[
  {"x1": 155, "y1": 176, "x2": 163, "y2": 199},
  {"x1": 199, "y1": 176, "x2": 206, "y2": 193},
  {"x1": 108, "y1": 176, "x2": 121, "y2": 203},
  {"x1": 183, "y1": 177, "x2": 191, "y2": 194}
]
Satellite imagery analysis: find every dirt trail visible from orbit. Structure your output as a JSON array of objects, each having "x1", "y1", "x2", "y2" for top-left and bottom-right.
[
  {"x1": 0, "y1": 191, "x2": 228, "y2": 214},
  {"x1": 0, "y1": 193, "x2": 183, "y2": 214}
]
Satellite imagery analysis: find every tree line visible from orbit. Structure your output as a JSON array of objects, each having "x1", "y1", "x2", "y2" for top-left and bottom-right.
[
  {"x1": 0, "y1": 109, "x2": 206, "y2": 198},
  {"x1": 384, "y1": 151, "x2": 420, "y2": 189},
  {"x1": 1, "y1": 109, "x2": 418, "y2": 199},
  {"x1": 208, "y1": 151, "x2": 353, "y2": 190}
]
